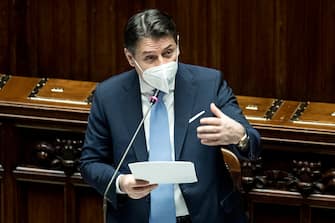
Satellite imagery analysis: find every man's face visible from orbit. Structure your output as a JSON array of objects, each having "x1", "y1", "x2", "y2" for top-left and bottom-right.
[{"x1": 124, "y1": 36, "x2": 178, "y2": 75}]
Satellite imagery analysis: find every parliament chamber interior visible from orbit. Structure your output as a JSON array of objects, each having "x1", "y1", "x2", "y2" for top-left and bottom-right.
[{"x1": 0, "y1": 1, "x2": 335, "y2": 223}]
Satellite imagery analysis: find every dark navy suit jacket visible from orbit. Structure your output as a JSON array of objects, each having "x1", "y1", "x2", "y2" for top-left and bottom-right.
[{"x1": 80, "y1": 63, "x2": 261, "y2": 223}]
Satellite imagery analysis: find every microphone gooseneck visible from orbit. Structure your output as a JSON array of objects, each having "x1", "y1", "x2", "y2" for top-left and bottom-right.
[{"x1": 103, "y1": 89, "x2": 160, "y2": 223}]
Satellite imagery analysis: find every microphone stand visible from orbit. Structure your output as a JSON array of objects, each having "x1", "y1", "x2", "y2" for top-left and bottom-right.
[{"x1": 103, "y1": 89, "x2": 160, "y2": 223}]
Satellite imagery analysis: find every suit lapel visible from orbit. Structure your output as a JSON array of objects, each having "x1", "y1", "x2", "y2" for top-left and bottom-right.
[
  {"x1": 121, "y1": 71, "x2": 148, "y2": 162},
  {"x1": 174, "y1": 65, "x2": 196, "y2": 160}
]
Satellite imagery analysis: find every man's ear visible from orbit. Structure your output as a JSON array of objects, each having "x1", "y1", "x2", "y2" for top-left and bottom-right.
[{"x1": 124, "y1": 48, "x2": 135, "y2": 67}]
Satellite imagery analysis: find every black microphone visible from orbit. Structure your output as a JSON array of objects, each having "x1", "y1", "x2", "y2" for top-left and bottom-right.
[{"x1": 103, "y1": 89, "x2": 160, "y2": 223}]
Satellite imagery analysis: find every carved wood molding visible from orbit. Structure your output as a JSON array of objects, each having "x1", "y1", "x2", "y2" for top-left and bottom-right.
[
  {"x1": 31, "y1": 138, "x2": 83, "y2": 176},
  {"x1": 0, "y1": 74, "x2": 10, "y2": 90},
  {"x1": 0, "y1": 164, "x2": 3, "y2": 179},
  {"x1": 241, "y1": 159, "x2": 335, "y2": 197}
]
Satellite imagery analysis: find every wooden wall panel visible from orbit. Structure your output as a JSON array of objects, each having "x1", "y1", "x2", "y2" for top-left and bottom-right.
[
  {"x1": 2, "y1": 0, "x2": 335, "y2": 102},
  {"x1": 0, "y1": 0, "x2": 9, "y2": 73},
  {"x1": 0, "y1": 122, "x2": 19, "y2": 223},
  {"x1": 20, "y1": 183, "x2": 65, "y2": 223},
  {"x1": 0, "y1": 164, "x2": 3, "y2": 223},
  {"x1": 283, "y1": 0, "x2": 334, "y2": 102},
  {"x1": 311, "y1": 208, "x2": 335, "y2": 223},
  {"x1": 317, "y1": 0, "x2": 335, "y2": 102},
  {"x1": 75, "y1": 187, "x2": 103, "y2": 223},
  {"x1": 220, "y1": 0, "x2": 277, "y2": 98},
  {"x1": 0, "y1": 123, "x2": 3, "y2": 223},
  {"x1": 252, "y1": 203, "x2": 300, "y2": 223},
  {"x1": 23, "y1": 0, "x2": 73, "y2": 78}
]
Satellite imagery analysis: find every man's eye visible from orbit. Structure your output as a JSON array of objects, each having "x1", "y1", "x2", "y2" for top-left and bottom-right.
[
  {"x1": 163, "y1": 50, "x2": 173, "y2": 57},
  {"x1": 145, "y1": 56, "x2": 155, "y2": 61}
]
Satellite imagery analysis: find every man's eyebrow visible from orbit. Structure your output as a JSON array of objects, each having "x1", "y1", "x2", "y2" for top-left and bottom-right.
[
  {"x1": 142, "y1": 50, "x2": 156, "y2": 55},
  {"x1": 164, "y1": 44, "x2": 174, "y2": 50},
  {"x1": 141, "y1": 44, "x2": 175, "y2": 55}
]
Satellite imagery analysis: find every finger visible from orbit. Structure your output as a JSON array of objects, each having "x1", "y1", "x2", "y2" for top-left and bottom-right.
[
  {"x1": 197, "y1": 125, "x2": 221, "y2": 134},
  {"x1": 210, "y1": 103, "x2": 224, "y2": 118},
  {"x1": 133, "y1": 183, "x2": 158, "y2": 190},
  {"x1": 141, "y1": 184, "x2": 158, "y2": 192},
  {"x1": 131, "y1": 184, "x2": 157, "y2": 195},
  {"x1": 128, "y1": 184, "x2": 158, "y2": 199},
  {"x1": 133, "y1": 179, "x2": 151, "y2": 186},
  {"x1": 197, "y1": 132, "x2": 221, "y2": 141},
  {"x1": 199, "y1": 117, "x2": 221, "y2": 125}
]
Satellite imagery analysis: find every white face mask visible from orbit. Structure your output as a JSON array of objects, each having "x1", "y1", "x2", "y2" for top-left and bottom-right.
[{"x1": 134, "y1": 60, "x2": 178, "y2": 93}]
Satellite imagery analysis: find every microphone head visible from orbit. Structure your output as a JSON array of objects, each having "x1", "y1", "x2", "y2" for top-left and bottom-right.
[
  {"x1": 149, "y1": 95, "x2": 158, "y2": 104},
  {"x1": 149, "y1": 89, "x2": 160, "y2": 104}
]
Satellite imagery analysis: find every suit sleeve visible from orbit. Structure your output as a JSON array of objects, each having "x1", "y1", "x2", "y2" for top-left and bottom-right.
[
  {"x1": 214, "y1": 72, "x2": 261, "y2": 160},
  {"x1": 80, "y1": 85, "x2": 119, "y2": 209}
]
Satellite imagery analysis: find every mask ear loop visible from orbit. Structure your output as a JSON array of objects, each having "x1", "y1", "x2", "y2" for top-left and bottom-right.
[
  {"x1": 176, "y1": 34, "x2": 180, "y2": 63},
  {"x1": 132, "y1": 58, "x2": 144, "y2": 73}
]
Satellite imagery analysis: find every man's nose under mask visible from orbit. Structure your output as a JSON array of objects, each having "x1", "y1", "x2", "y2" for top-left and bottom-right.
[{"x1": 133, "y1": 60, "x2": 178, "y2": 94}]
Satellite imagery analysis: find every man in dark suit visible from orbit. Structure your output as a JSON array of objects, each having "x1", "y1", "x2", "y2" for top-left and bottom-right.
[{"x1": 80, "y1": 9, "x2": 261, "y2": 223}]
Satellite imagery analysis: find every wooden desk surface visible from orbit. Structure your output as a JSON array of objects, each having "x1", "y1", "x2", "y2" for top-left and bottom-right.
[{"x1": 1, "y1": 75, "x2": 335, "y2": 141}]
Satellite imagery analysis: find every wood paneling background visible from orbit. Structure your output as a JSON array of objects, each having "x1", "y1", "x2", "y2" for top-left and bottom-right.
[{"x1": 0, "y1": 0, "x2": 334, "y2": 102}]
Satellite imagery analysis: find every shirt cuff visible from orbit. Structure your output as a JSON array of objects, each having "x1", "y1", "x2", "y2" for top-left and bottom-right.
[{"x1": 115, "y1": 174, "x2": 127, "y2": 194}]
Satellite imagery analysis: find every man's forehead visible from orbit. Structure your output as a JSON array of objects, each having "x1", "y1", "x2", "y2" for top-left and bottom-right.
[{"x1": 135, "y1": 36, "x2": 176, "y2": 54}]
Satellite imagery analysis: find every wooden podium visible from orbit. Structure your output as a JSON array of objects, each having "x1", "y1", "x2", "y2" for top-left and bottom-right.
[
  {"x1": 0, "y1": 75, "x2": 99, "y2": 223},
  {"x1": 1, "y1": 74, "x2": 335, "y2": 223},
  {"x1": 236, "y1": 95, "x2": 335, "y2": 223}
]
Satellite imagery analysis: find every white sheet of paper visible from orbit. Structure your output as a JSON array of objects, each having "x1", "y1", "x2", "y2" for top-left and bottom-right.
[{"x1": 128, "y1": 161, "x2": 198, "y2": 184}]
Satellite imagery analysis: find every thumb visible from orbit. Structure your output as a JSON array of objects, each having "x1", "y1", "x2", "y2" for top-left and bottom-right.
[{"x1": 210, "y1": 103, "x2": 224, "y2": 118}]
